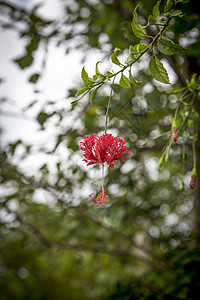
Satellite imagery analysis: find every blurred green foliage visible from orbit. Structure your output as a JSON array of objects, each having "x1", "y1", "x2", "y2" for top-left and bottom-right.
[{"x1": 0, "y1": 0, "x2": 200, "y2": 299}]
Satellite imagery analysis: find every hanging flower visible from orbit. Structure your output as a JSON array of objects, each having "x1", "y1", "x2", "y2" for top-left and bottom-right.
[
  {"x1": 80, "y1": 133, "x2": 131, "y2": 208},
  {"x1": 80, "y1": 133, "x2": 131, "y2": 168}
]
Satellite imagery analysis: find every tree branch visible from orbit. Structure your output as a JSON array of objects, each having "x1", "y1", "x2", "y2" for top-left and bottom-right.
[
  {"x1": 3, "y1": 203, "x2": 181, "y2": 300},
  {"x1": 0, "y1": 159, "x2": 182, "y2": 278}
]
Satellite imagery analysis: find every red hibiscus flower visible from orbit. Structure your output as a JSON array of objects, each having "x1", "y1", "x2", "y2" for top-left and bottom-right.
[
  {"x1": 80, "y1": 133, "x2": 131, "y2": 168},
  {"x1": 80, "y1": 133, "x2": 131, "y2": 208}
]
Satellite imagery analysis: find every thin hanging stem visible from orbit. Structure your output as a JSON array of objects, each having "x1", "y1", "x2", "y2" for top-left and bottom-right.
[
  {"x1": 105, "y1": 76, "x2": 116, "y2": 134},
  {"x1": 192, "y1": 121, "x2": 197, "y2": 170},
  {"x1": 180, "y1": 137, "x2": 186, "y2": 190},
  {"x1": 182, "y1": 138, "x2": 186, "y2": 175},
  {"x1": 142, "y1": 131, "x2": 170, "y2": 146},
  {"x1": 165, "y1": 138, "x2": 173, "y2": 162},
  {"x1": 92, "y1": 164, "x2": 105, "y2": 205},
  {"x1": 192, "y1": 144, "x2": 196, "y2": 169},
  {"x1": 101, "y1": 164, "x2": 104, "y2": 195}
]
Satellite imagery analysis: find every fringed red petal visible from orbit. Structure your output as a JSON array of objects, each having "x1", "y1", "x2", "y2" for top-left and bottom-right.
[{"x1": 80, "y1": 133, "x2": 131, "y2": 168}]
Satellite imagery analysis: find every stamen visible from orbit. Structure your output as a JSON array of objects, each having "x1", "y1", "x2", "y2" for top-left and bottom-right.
[
  {"x1": 89, "y1": 193, "x2": 96, "y2": 202},
  {"x1": 94, "y1": 190, "x2": 109, "y2": 208},
  {"x1": 89, "y1": 164, "x2": 109, "y2": 208}
]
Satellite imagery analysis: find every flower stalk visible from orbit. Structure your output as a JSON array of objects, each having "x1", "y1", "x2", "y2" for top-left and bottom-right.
[
  {"x1": 105, "y1": 76, "x2": 115, "y2": 134},
  {"x1": 80, "y1": 133, "x2": 131, "y2": 207}
]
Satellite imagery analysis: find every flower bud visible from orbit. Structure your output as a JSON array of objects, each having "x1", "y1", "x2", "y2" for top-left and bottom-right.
[
  {"x1": 189, "y1": 177, "x2": 196, "y2": 189},
  {"x1": 172, "y1": 129, "x2": 178, "y2": 142},
  {"x1": 159, "y1": 156, "x2": 164, "y2": 167},
  {"x1": 180, "y1": 180, "x2": 184, "y2": 191},
  {"x1": 191, "y1": 168, "x2": 197, "y2": 178},
  {"x1": 165, "y1": 153, "x2": 169, "y2": 162}
]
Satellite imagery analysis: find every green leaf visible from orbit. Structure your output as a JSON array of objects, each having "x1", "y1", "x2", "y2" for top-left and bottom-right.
[
  {"x1": 125, "y1": 54, "x2": 135, "y2": 65},
  {"x1": 29, "y1": 73, "x2": 40, "y2": 84},
  {"x1": 95, "y1": 61, "x2": 105, "y2": 79},
  {"x1": 111, "y1": 47, "x2": 121, "y2": 66},
  {"x1": 164, "y1": 0, "x2": 173, "y2": 14},
  {"x1": 152, "y1": 0, "x2": 161, "y2": 22},
  {"x1": 37, "y1": 112, "x2": 50, "y2": 126},
  {"x1": 129, "y1": 70, "x2": 143, "y2": 86},
  {"x1": 126, "y1": 44, "x2": 149, "y2": 64},
  {"x1": 76, "y1": 86, "x2": 90, "y2": 98},
  {"x1": 169, "y1": 9, "x2": 184, "y2": 17},
  {"x1": 90, "y1": 86, "x2": 100, "y2": 105},
  {"x1": 68, "y1": 89, "x2": 77, "y2": 97},
  {"x1": 158, "y1": 38, "x2": 186, "y2": 55},
  {"x1": 81, "y1": 67, "x2": 94, "y2": 86},
  {"x1": 15, "y1": 54, "x2": 33, "y2": 69},
  {"x1": 93, "y1": 74, "x2": 98, "y2": 81},
  {"x1": 26, "y1": 38, "x2": 40, "y2": 53},
  {"x1": 147, "y1": 15, "x2": 156, "y2": 26},
  {"x1": 106, "y1": 71, "x2": 114, "y2": 80},
  {"x1": 119, "y1": 74, "x2": 131, "y2": 88},
  {"x1": 126, "y1": 45, "x2": 138, "y2": 63},
  {"x1": 15, "y1": 38, "x2": 40, "y2": 69},
  {"x1": 132, "y1": 43, "x2": 149, "y2": 54},
  {"x1": 131, "y1": 6, "x2": 147, "y2": 39},
  {"x1": 149, "y1": 55, "x2": 170, "y2": 84}
]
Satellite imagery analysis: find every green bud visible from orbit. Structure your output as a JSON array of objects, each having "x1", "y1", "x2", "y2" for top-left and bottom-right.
[
  {"x1": 172, "y1": 119, "x2": 177, "y2": 130},
  {"x1": 180, "y1": 180, "x2": 184, "y2": 191},
  {"x1": 165, "y1": 153, "x2": 169, "y2": 162},
  {"x1": 191, "y1": 168, "x2": 197, "y2": 178},
  {"x1": 159, "y1": 156, "x2": 164, "y2": 167}
]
